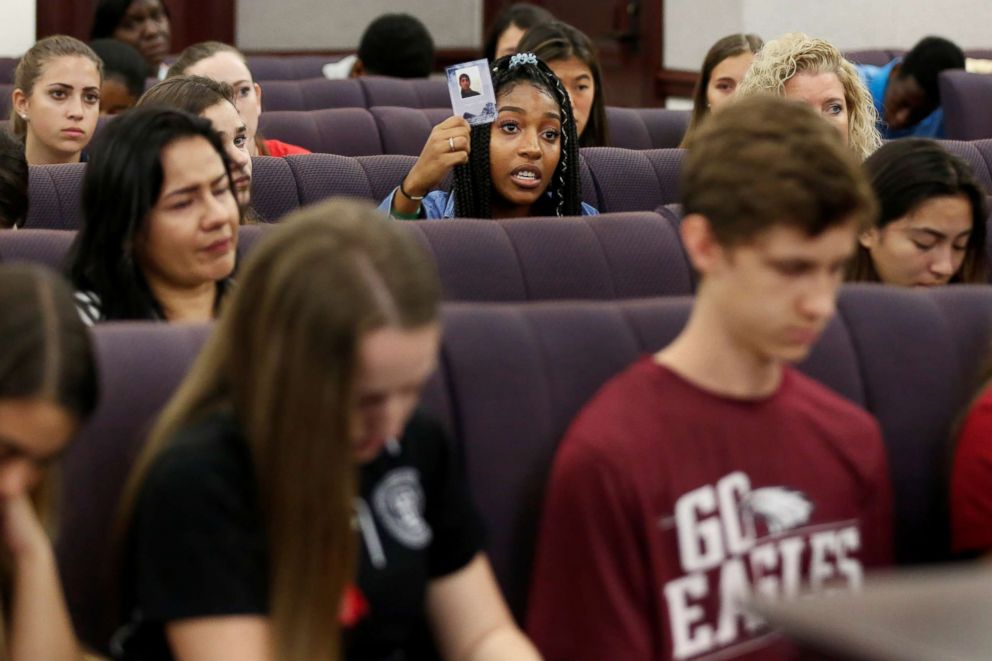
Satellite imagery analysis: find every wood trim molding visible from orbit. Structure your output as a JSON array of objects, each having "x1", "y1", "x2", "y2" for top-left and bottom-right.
[{"x1": 656, "y1": 68, "x2": 698, "y2": 99}]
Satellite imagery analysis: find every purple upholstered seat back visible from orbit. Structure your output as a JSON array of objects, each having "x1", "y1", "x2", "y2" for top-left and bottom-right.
[
  {"x1": 0, "y1": 83, "x2": 11, "y2": 117},
  {"x1": 606, "y1": 107, "x2": 690, "y2": 149},
  {"x1": 25, "y1": 163, "x2": 87, "y2": 230},
  {"x1": 0, "y1": 228, "x2": 74, "y2": 269},
  {"x1": 358, "y1": 76, "x2": 449, "y2": 108},
  {"x1": 370, "y1": 106, "x2": 450, "y2": 155},
  {"x1": 259, "y1": 78, "x2": 366, "y2": 111},
  {"x1": 582, "y1": 147, "x2": 684, "y2": 212},
  {"x1": 247, "y1": 55, "x2": 339, "y2": 81},
  {"x1": 258, "y1": 108, "x2": 383, "y2": 155},
  {"x1": 940, "y1": 71, "x2": 992, "y2": 141},
  {"x1": 401, "y1": 212, "x2": 695, "y2": 301}
]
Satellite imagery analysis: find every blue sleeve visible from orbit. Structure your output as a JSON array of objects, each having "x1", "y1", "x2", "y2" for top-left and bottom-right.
[{"x1": 581, "y1": 201, "x2": 600, "y2": 216}]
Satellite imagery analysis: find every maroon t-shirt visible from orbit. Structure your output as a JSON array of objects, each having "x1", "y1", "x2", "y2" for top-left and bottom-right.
[
  {"x1": 951, "y1": 386, "x2": 992, "y2": 554},
  {"x1": 527, "y1": 357, "x2": 893, "y2": 661}
]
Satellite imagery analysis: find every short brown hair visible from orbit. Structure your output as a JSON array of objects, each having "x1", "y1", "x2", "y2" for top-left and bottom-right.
[
  {"x1": 137, "y1": 75, "x2": 235, "y2": 115},
  {"x1": 681, "y1": 94, "x2": 876, "y2": 246}
]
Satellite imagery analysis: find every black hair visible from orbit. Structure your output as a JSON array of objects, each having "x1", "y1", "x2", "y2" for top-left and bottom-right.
[
  {"x1": 90, "y1": 0, "x2": 171, "y2": 39},
  {"x1": 89, "y1": 38, "x2": 148, "y2": 99},
  {"x1": 899, "y1": 36, "x2": 965, "y2": 102},
  {"x1": 849, "y1": 138, "x2": 987, "y2": 283},
  {"x1": 67, "y1": 107, "x2": 236, "y2": 320},
  {"x1": 0, "y1": 128, "x2": 27, "y2": 228},
  {"x1": 357, "y1": 13, "x2": 435, "y2": 78},
  {"x1": 517, "y1": 20, "x2": 611, "y2": 147},
  {"x1": 452, "y1": 53, "x2": 581, "y2": 218},
  {"x1": 483, "y1": 3, "x2": 554, "y2": 62}
]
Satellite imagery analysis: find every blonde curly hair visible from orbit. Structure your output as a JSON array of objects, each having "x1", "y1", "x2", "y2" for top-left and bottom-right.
[{"x1": 736, "y1": 32, "x2": 881, "y2": 160}]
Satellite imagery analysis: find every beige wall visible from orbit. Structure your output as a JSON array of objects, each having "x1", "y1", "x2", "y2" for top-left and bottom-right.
[
  {"x1": 236, "y1": 0, "x2": 482, "y2": 51},
  {"x1": 2, "y1": 0, "x2": 35, "y2": 57},
  {"x1": 665, "y1": 0, "x2": 992, "y2": 71}
]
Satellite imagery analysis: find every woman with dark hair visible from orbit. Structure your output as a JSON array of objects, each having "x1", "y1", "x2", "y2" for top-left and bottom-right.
[
  {"x1": 679, "y1": 33, "x2": 763, "y2": 148},
  {"x1": 381, "y1": 53, "x2": 596, "y2": 220},
  {"x1": 484, "y1": 3, "x2": 554, "y2": 62},
  {"x1": 517, "y1": 20, "x2": 609, "y2": 147},
  {"x1": 0, "y1": 263, "x2": 99, "y2": 661},
  {"x1": 114, "y1": 198, "x2": 540, "y2": 661},
  {"x1": 847, "y1": 139, "x2": 987, "y2": 286},
  {"x1": 67, "y1": 107, "x2": 240, "y2": 324},
  {"x1": 90, "y1": 0, "x2": 171, "y2": 79},
  {"x1": 137, "y1": 76, "x2": 254, "y2": 209}
]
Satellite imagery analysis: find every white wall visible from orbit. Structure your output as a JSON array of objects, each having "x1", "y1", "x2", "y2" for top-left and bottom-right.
[
  {"x1": 236, "y1": 0, "x2": 482, "y2": 51},
  {"x1": 665, "y1": 0, "x2": 992, "y2": 71},
  {"x1": 1, "y1": 0, "x2": 35, "y2": 57}
]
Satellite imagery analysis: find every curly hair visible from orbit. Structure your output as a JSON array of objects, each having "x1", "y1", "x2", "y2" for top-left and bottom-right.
[
  {"x1": 452, "y1": 53, "x2": 582, "y2": 218},
  {"x1": 736, "y1": 32, "x2": 881, "y2": 160}
]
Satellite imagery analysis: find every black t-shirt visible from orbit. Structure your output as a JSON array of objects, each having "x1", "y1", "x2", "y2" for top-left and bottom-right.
[{"x1": 113, "y1": 409, "x2": 484, "y2": 661}]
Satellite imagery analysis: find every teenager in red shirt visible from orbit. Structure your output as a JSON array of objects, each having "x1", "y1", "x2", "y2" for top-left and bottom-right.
[{"x1": 527, "y1": 95, "x2": 893, "y2": 661}]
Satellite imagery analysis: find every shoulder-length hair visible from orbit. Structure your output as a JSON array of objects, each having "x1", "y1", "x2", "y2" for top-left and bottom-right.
[
  {"x1": 66, "y1": 107, "x2": 237, "y2": 321},
  {"x1": 680, "y1": 33, "x2": 763, "y2": 149},
  {"x1": 483, "y1": 2, "x2": 554, "y2": 62},
  {"x1": 847, "y1": 138, "x2": 988, "y2": 284},
  {"x1": 119, "y1": 198, "x2": 440, "y2": 661},
  {"x1": 516, "y1": 20, "x2": 609, "y2": 147},
  {"x1": 453, "y1": 53, "x2": 582, "y2": 218},
  {"x1": 736, "y1": 32, "x2": 882, "y2": 161}
]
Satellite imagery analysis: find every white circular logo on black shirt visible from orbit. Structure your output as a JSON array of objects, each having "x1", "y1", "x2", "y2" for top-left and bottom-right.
[{"x1": 372, "y1": 467, "x2": 433, "y2": 549}]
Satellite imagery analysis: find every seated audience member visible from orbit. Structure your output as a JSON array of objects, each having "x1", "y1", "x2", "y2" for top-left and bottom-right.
[
  {"x1": 88, "y1": 38, "x2": 147, "y2": 115},
  {"x1": 324, "y1": 13, "x2": 435, "y2": 79},
  {"x1": 90, "y1": 0, "x2": 172, "y2": 80},
  {"x1": 68, "y1": 107, "x2": 240, "y2": 324},
  {"x1": 952, "y1": 361, "x2": 992, "y2": 556},
  {"x1": 0, "y1": 263, "x2": 99, "y2": 661},
  {"x1": 0, "y1": 130, "x2": 28, "y2": 228},
  {"x1": 847, "y1": 139, "x2": 987, "y2": 286},
  {"x1": 381, "y1": 53, "x2": 596, "y2": 219},
  {"x1": 167, "y1": 42, "x2": 310, "y2": 157},
  {"x1": 114, "y1": 199, "x2": 541, "y2": 661},
  {"x1": 137, "y1": 76, "x2": 253, "y2": 210},
  {"x1": 484, "y1": 2, "x2": 554, "y2": 62},
  {"x1": 679, "y1": 33, "x2": 763, "y2": 148},
  {"x1": 857, "y1": 36, "x2": 965, "y2": 139},
  {"x1": 527, "y1": 96, "x2": 891, "y2": 660},
  {"x1": 11, "y1": 36, "x2": 103, "y2": 166},
  {"x1": 517, "y1": 20, "x2": 610, "y2": 147},
  {"x1": 737, "y1": 32, "x2": 881, "y2": 160}
]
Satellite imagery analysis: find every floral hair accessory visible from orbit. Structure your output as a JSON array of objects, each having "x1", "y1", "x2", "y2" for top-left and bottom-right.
[{"x1": 509, "y1": 52, "x2": 539, "y2": 69}]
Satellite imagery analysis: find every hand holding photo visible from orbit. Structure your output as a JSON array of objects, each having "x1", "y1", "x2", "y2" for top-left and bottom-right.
[{"x1": 446, "y1": 58, "x2": 496, "y2": 126}]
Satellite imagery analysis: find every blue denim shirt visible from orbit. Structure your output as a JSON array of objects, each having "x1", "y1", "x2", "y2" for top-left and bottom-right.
[
  {"x1": 857, "y1": 59, "x2": 945, "y2": 139},
  {"x1": 378, "y1": 188, "x2": 599, "y2": 219}
]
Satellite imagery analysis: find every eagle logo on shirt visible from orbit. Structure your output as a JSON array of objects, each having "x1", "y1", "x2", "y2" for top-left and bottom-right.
[{"x1": 741, "y1": 487, "x2": 814, "y2": 534}]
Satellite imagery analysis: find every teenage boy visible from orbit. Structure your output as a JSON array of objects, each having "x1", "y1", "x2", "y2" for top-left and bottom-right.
[
  {"x1": 857, "y1": 36, "x2": 965, "y2": 138},
  {"x1": 527, "y1": 95, "x2": 892, "y2": 661}
]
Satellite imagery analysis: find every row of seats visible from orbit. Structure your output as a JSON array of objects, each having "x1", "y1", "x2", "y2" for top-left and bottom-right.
[
  {"x1": 258, "y1": 106, "x2": 690, "y2": 153},
  {"x1": 0, "y1": 212, "x2": 696, "y2": 301},
  {"x1": 940, "y1": 70, "x2": 992, "y2": 141},
  {"x1": 53, "y1": 285, "x2": 992, "y2": 649},
  {"x1": 23, "y1": 139, "x2": 992, "y2": 229},
  {"x1": 844, "y1": 47, "x2": 992, "y2": 66}
]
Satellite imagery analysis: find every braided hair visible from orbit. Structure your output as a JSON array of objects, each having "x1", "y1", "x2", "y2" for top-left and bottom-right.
[{"x1": 453, "y1": 53, "x2": 582, "y2": 218}]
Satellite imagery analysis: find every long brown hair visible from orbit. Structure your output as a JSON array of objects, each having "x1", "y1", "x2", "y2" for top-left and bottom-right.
[
  {"x1": 680, "y1": 33, "x2": 763, "y2": 149},
  {"x1": 11, "y1": 36, "x2": 103, "y2": 140},
  {"x1": 0, "y1": 264, "x2": 98, "y2": 656},
  {"x1": 119, "y1": 198, "x2": 440, "y2": 661}
]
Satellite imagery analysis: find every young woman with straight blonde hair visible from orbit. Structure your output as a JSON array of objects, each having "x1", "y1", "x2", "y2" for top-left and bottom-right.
[
  {"x1": 114, "y1": 199, "x2": 540, "y2": 661},
  {"x1": 736, "y1": 32, "x2": 882, "y2": 160}
]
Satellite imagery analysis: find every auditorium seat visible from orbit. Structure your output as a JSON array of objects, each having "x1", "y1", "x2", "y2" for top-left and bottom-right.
[
  {"x1": 257, "y1": 108, "x2": 383, "y2": 156},
  {"x1": 0, "y1": 228, "x2": 74, "y2": 268},
  {"x1": 0, "y1": 83, "x2": 12, "y2": 117},
  {"x1": 370, "y1": 106, "x2": 451, "y2": 155},
  {"x1": 842, "y1": 49, "x2": 900, "y2": 66},
  {"x1": 606, "y1": 107, "x2": 690, "y2": 149},
  {"x1": 25, "y1": 163, "x2": 86, "y2": 230},
  {"x1": 581, "y1": 147, "x2": 684, "y2": 212},
  {"x1": 939, "y1": 139, "x2": 992, "y2": 189},
  {"x1": 246, "y1": 54, "x2": 339, "y2": 81},
  {"x1": 55, "y1": 285, "x2": 992, "y2": 649},
  {"x1": 359, "y1": 76, "x2": 449, "y2": 108},
  {"x1": 940, "y1": 71, "x2": 992, "y2": 141},
  {"x1": 0, "y1": 57, "x2": 17, "y2": 83},
  {"x1": 259, "y1": 78, "x2": 366, "y2": 111}
]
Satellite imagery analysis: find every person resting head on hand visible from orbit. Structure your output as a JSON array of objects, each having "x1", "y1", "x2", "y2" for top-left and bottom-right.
[
  {"x1": 847, "y1": 138, "x2": 988, "y2": 286},
  {"x1": 381, "y1": 52, "x2": 597, "y2": 220},
  {"x1": 67, "y1": 107, "x2": 241, "y2": 324}
]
